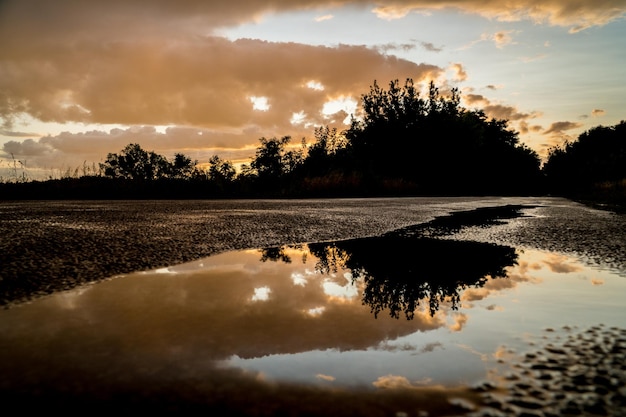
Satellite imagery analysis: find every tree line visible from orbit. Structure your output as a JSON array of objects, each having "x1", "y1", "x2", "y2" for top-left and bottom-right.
[
  {"x1": 1, "y1": 79, "x2": 624, "y2": 204},
  {"x1": 542, "y1": 120, "x2": 626, "y2": 208}
]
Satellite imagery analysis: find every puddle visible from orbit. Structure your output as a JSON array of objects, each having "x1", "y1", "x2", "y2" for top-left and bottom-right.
[{"x1": 1, "y1": 230, "x2": 625, "y2": 415}]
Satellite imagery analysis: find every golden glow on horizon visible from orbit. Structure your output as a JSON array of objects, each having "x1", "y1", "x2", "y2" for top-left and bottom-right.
[{"x1": 0, "y1": 0, "x2": 624, "y2": 171}]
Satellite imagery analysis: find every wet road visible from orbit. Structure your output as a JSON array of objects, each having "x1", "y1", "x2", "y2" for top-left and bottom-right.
[{"x1": 1, "y1": 197, "x2": 624, "y2": 306}]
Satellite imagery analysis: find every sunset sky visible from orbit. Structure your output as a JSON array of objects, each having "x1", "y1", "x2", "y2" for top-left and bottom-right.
[{"x1": 1, "y1": 1, "x2": 625, "y2": 179}]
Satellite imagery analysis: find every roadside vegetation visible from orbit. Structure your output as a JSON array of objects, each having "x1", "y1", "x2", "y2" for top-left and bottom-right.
[
  {"x1": 1, "y1": 80, "x2": 624, "y2": 206},
  {"x1": 542, "y1": 121, "x2": 626, "y2": 211}
]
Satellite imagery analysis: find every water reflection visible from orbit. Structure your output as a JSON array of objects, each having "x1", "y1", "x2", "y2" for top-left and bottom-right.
[
  {"x1": 1, "y1": 229, "x2": 625, "y2": 415},
  {"x1": 262, "y1": 234, "x2": 518, "y2": 319},
  {"x1": 309, "y1": 236, "x2": 518, "y2": 318}
]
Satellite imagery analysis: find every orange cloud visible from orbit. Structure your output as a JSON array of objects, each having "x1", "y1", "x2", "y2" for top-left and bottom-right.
[
  {"x1": 0, "y1": 36, "x2": 441, "y2": 129},
  {"x1": 493, "y1": 30, "x2": 516, "y2": 48},
  {"x1": 315, "y1": 14, "x2": 334, "y2": 22},
  {"x1": 372, "y1": 374, "x2": 413, "y2": 388},
  {"x1": 483, "y1": 104, "x2": 538, "y2": 122},
  {"x1": 543, "y1": 121, "x2": 583, "y2": 135},
  {"x1": 450, "y1": 63, "x2": 468, "y2": 81},
  {"x1": 2, "y1": 0, "x2": 622, "y2": 168},
  {"x1": 449, "y1": 313, "x2": 468, "y2": 332},
  {"x1": 519, "y1": 121, "x2": 543, "y2": 135},
  {"x1": 1, "y1": 1, "x2": 622, "y2": 47},
  {"x1": 368, "y1": 1, "x2": 625, "y2": 31},
  {"x1": 463, "y1": 94, "x2": 489, "y2": 107},
  {"x1": 542, "y1": 254, "x2": 583, "y2": 273},
  {"x1": 460, "y1": 91, "x2": 540, "y2": 127}
]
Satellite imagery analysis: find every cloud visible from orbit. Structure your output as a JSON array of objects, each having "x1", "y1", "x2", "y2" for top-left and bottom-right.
[
  {"x1": 0, "y1": 35, "x2": 441, "y2": 130},
  {"x1": 314, "y1": 14, "x2": 334, "y2": 22},
  {"x1": 520, "y1": 53, "x2": 548, "y2": 62},
  {"x1": 449, "y1": 313, "x2": 468, "y2": 332},
  {"x1": 375, "y1": 42, "x2": 418, "y2": 53},
  {"x1": 1, "y1": 1, "x2": 622, "y2": 47},
  {"x1": 542, "y1": 254, "x2": 583, "y2": 273},
  {"x1": 519, "y1": 121, "x2": 543, "y2": 134},
  {"x1": 0, "y1": 126, "x2": 286, "y2": 173},
  {"x1": 462, "y1": 288, "x2": 490, "y2": 302},
  {"x1": 0, "y1": 129, "x2": 39, "y2": 138},
  {"x1": 493, "y1": 30, "x2": 515, "y2": 48},
  {"x1": 482, "y1": 104, "x2": 539, "y2": 122},
  {"x1": 370, "y1": 2, "x2": 625, "y2": 30},
  {"x1": 449, "y1": 63, "x2": 468, "y2": 81},
  {"x1": 372, "y1": 374, "x2": 413, "y2": 388},
  {"x1": 372, "y1": 6, "x2": 414, "y2": 20},
  {"x1": 463, "y1": 94, "x2": 489, "y2": 106},
  {"x1": 592, "y1": 109, "x2": 606, "y2": 117},
  {"x1": 460, "y1": 93, "x2": 541, "y2": 139},
  {"x1": 460, "y1": 30, "x2": 518, "y2": 50},
  {"x1": 3, "y1": 139, "x2": 55, "y2": 157},
  {"x1": 1, "y1": 0, "x2": 622, "y2": 169},
  {"x1": 484, "y1": 104, "x2": 540, "y2": 122},
  {"x1": 543, "y1": 121, "x2": 583, "y2": 135},
  {"x1": 420, "y1": 41, "x2": 443, "y2": 52},
  {"x1": 421, "y1": 342, "x2": 443, "y2": 353}
]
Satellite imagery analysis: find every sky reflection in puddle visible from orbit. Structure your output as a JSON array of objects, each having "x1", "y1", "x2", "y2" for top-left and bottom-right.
[{"x1": 1, "y1": 234, "x2": 624, "y2": 413}]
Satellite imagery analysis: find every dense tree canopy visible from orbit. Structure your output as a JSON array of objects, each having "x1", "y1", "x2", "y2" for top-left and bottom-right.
[
  {"x1": 544, "y1": 121, "x2": 626, "y2": 191},
  {"x1": 542, "y1": 121, "x2": 626, "y2": 207},
  {"x1": 7, "y1": 79, "x2": 624, "y2": 205},
  {"x1": 100, "y1": 143, "x2": 199, "y2": 180},
  {"x1": 341, "y1": 79, "x2": 541, "y2": 194}
]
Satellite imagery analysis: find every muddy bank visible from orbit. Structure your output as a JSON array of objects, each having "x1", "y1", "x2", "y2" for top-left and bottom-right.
[{"x1": 1, "y1": 197, "x2": 624, "y2": 307}]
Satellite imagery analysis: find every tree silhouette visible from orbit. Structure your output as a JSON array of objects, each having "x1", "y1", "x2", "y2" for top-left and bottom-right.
[
  {"x1": 544, "y1": 121, "x2": 626, "y2": 196},
  {"x1": 308, "y1": 235, "x2": 517, "y2": 319},
  {"x1": 3, "y1": 80, "x2": 555, "y2": 199},
  {"x1": 100, "y1": 143, "x2": 202, "y2": 181},
  {"x1": 171, "y1": 153, "x2": 199, "y2": 179},
  {"x1": 341, "y1": 79, "x2": 541, "y2": 194},
  {"x1": 249, "y1": 136, "x2": 304, "y2": 180},
  {"x1": 208, "y1": 155, "x2": 235, "y2": 182},
  {"x1": 101, "y1": 144, "x2": 173, "y2": 180},
  {"x1": 259, "y1": 247, "x2": 292, "y2": 263}
]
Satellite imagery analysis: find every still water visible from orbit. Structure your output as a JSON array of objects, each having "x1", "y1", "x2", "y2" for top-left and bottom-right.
[{"x1": 1, "y1": 214, "x2": 625, "y2": 415}]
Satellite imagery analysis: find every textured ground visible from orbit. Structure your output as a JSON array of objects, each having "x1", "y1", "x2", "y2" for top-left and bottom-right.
[
  {"x1": 2, "y1": 197, "x2": 625, "y2": 307},
  {"x1": 1, "y1": 197, "x2": 625, "y2": 416}
]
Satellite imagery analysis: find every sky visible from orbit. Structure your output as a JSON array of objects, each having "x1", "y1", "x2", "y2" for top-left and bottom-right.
[{"x1": 1, "y1": 0, "x2": 625, "y2": 180}]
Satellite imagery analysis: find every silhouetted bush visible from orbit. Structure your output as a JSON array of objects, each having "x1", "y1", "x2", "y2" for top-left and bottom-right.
[
  {"x1": 339, "y1": 79, "x2": 542, "y2": 195},
  {"x1": 544, "y1": 121, "x2": 626, "y2": 208},
  {"x1": 1, "y1": 80, "x2": 572, "y2": 200}
]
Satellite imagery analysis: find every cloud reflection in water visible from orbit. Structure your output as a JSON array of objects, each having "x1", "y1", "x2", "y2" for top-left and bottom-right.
[{"x1": 1, "y1": 228, "x2": 624, "y2": 415}]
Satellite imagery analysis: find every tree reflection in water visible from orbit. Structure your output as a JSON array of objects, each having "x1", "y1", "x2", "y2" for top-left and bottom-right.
[{"x1": 263, "y1": 233, "x2": 518, "y2": 319}]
